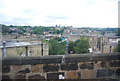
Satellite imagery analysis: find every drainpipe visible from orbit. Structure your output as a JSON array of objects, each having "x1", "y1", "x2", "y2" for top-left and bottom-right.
[
  {"x1": 3, "y1": 41, "x2": 6, "y2": 57},
  {"x1": 41, "y1": 43, "x2": 43, "y2": 56},
  {"x1": 102, "y1": 43, "x2": 104, "y2": 53},
  {"x1": 25, "y1": 46, "x2": 28, "y2": 56},
  {"x1": 110, "y1": 46, "x2": 112, "y2": 53}
]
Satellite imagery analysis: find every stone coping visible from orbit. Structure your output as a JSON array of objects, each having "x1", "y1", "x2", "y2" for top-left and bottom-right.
[{"x1": 2, "y1": 53, "x2": 120, "y2": 65}]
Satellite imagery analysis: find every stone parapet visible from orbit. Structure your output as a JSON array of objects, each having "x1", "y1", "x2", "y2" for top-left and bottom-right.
[{"x1": 2, "y1": 53, "x2": 120, "y2": 80}]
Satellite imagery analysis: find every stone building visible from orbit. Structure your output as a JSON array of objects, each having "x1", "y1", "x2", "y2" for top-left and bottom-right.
[
  {"x1": 0, "y1": 41, "x2": 49, "y2": 57},
  {"x1": 66, "y1": 35, "x2": 116, "y2": 54}
]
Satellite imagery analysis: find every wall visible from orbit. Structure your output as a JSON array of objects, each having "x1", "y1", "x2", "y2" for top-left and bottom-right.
[
  {"x1": 2, "y1": 53, "x2": 120, "y2": 80},
  {"x1": 1, "y1": 43, "x2": 49, "y2": 57}
]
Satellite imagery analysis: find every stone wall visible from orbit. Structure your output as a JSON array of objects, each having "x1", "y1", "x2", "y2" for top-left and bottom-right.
[{"x1": 2, "y1": 53, "x2": 120, "y2": 80}]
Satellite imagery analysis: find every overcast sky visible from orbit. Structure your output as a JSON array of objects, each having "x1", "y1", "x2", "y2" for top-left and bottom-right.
[{"x1": 0, "y1": 0, "x2": 119, "y2": 28}]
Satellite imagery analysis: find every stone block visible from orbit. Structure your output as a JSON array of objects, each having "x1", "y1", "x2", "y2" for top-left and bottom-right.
[
  {"x1": 31, "y1": 64, "x2": 43, "y2": 73},
  {"x1": 101, "y1": 61, "x2": 109, "y2": 68},
  {"x1": 47, "y1": 72, "x2": 64, "y2": 79},
  {"x1": 79, "y1": 62, "x2": 94, "y2": 69},
  {"x1": 97, "y1": 69, "x2": 114, "y2": 77},
  {"x1": 92, "y1": 54, "x2": 120, "y2": 61},
  {"x1": 2, "y1": 57, "x2": 21, "y2": 65},
  {"x1": 61, "y1": 63, "x2": 78, "y2": 71},
  {"x1": 116, "y1": 68, "x2": 120, "y2": 76},
  {"x1": 2, "y1": 75, "x2": 10, "y2": 80},
  {"x1": 81, "y1": 70, "x2": 96, "y2": 79},
  {"x1": 41, "y1": 56, "x2": 62, "y2": 64},
  {"x1": 110, "y1": 60, "x2": 120, "y2": 67},
  {"x1": 11, "y1": 65, "x2": 31, "y2": 74},
  {"x1": 66, "y1": 71, "x2": 81, "y2": 79},
  {"x1": 2, "y1": 66, "x2": 10, "y2": 73},
  {"x1": 20, "y1": 57, "x2": 41, "y2": 65},
  {"x1": 17, "y1": 68, "x2": 30, "y2": 74},
  {"x1": 15, "y1": 74, "x2": 26, "y2": 79},
  {"x1": 43, "y1": 64, "x2": 59, "y2": 72},
  {"x1": 94, "y1": 61, "x2": 102, "y2": 69},
  {"x1": 28, "y1": 74, "x2": 45, "y2": 79},
  {"x1": 65, "y1": 55, "x2": 91, "y2": 63}
]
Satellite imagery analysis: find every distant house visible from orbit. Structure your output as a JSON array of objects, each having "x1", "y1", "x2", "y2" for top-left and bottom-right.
[{"x1": 108, "y1": 36, "x2": 120, "y2": 43}]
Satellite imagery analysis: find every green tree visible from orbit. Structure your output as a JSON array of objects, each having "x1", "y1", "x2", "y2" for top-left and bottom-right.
[
  {"x1": 53, "y1": 37, "x2": 62, "y2": 41},
  {"x1": 116, "y1": 28, "x2": 120, "y2": 36},
  {"x1": 2, "y1": 25, "x2": 10, "y2": 34},
  {"x1": 74, "y1": 37, "x2": 90, "y2": 54},
  {"x1": 49, "y1": 39, "x2": 66, "y2": 55},
  {"x1": 68, "y1": 41, "x2": 76, "y2": 54},
  {"x1": 114, "y1": 41, "x2": 120, "y2": 52}
]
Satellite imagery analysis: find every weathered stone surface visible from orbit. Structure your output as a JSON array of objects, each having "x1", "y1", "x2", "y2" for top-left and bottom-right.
[
  {"x1": 116, "y1": 68, "x2": 120, "y2": 76},
  {"x1": 2, "y1": 53, "x2": 119, "y2": 65},
  {"x1": 65, "y1": 55, "x2": 91, "y2": 63},
  {"x1": 2, "y1": 75, "x2": 10, "y2": 79},
  {"x1": 61, "y1": 63, "x2": 78, "y2": 71},
  {"x1": 97, "y1": 69, "x2": 114, "y2": 77},
  {"x1": 2, "y1": 57, "x2": 21, "y2": 65},
  {"x1": 94, "y1": 61, "x2": 102, "y2": 69},
  {"x1": 28, "y1": 74, "x2": 45, "y2": 79},
  {"x1": 80, "y1": 63, "x2": 94, "y2": 69},
  {"x1": 66, "y1": 71, "x2": 81, "y2": 79},
  {"x1": 43, "y1": 64, "x2": 59, "y2": 72},
  {"x1": 2, "y1": 66, "x2": 10, "y2": 73},
  {"x1": 17, "y1": 68, "x2": 30, "y2": 74},
  {"x1": 21, "y1": 57, "x2": 41, "y2": 65},
  {"x1": 101, "y1": 61, "x2": 109, "y2": 68},
  {"x1": 47, "y1": 72, "x2": 64, "y2": 79},
  {"x1": 110, "y1": 61, "x2": 120, "y2": 67},
  {"x1": 15, "y1": 75, "x2": 26, "y2": 79},
  {"x1": 41, "y1": 56, "x2": 62, "y2": 64},
  {"x1": 2, "y1": 53, "x2": 120, "y2": 80},
  {"x1": 11, "y1": 65, "x2": 31, "y2": 74},
  {"x1": 92, "y1": 53, "x2": 120, "y2": 61},
  {"x1": 81, "y1": 70, "x2": 96, "y2": 79},
  {"x1": 31, "y1": 64, "x2": 43, "y2": 73}
]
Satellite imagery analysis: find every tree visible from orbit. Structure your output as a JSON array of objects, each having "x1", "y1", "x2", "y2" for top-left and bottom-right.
[
  {"x1": 114, "y1": 41, "x2": 120, "y2": 52},
  {"x1": 2, "y1": 25, "x2": 10, "y2": 34},
  {"x1": 53, "y1": 37, "x2": 62, "y2": 41},
  {"x1": 68, "y1": 41, "x2": 77, "y2": 54},
  {"x1": 49, "y1": 39, "x2": 66, "y2": 55},
  {"x1": 74, "y1": 37, "x2": 90, "y2": 54},
  {"x1": 101, "y1": 31, "x2": 106, "y2": 35},
  {"x1": 116, "y1": 28, "x2": 120, "y2": 36}
]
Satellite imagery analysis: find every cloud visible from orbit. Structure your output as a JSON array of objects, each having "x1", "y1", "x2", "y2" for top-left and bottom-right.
[
  {"x1": 46, "y1": 15, "x2": 68, "y2": 20},
  {"x1": 0, "y1": 0, "x2": 119, "y2": 27}
]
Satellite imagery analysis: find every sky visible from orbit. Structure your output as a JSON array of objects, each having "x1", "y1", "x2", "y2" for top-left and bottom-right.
[{"x1": 0, "y1": 0, "x2": 119, "y2": 28}]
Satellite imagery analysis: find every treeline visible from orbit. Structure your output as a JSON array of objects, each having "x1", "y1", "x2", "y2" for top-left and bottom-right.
[
  {"x1": 47, "y1": 37, "x2": 90, "y2": 55},
  {"x1": 1, "y1": 25, "x2": 64, "y2": 35}
]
